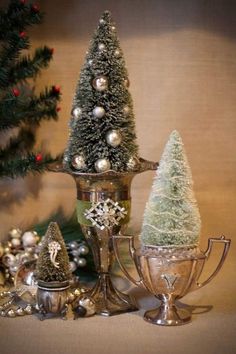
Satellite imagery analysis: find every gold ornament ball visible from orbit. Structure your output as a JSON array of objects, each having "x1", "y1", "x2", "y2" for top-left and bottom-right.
[
  {"x1": 127, "y1": 156, "x2": 140, "y2": 171},
  {"x1": 0, "y1": 243, "x2": 4, "y2": 258},
  {"x1": 11, "y1": 238, "x2": 21, "y2": 248},
  {"x1": 95, "y1": 158, "x2": 111, "y2": 173},
  {"x1": 7, "y1": 309, "x2": 16, "y2": 318},
  {"x1": 124, "y1": 78, "x2": 130, "y2": 88},
  {"x1": 92, "y1": 76, "x2": 108, "y2": 92},
  {"x1": 72, "y1": 107, "x2": 82, "y2": 119},
  {"x1": 16, "y1": 307, "x2": 25, "y2": 316},
  {"x1": 93, "y1": 106, "x2": 105, "y2": 118},
  {"x1": 106, "y1": 130, "x2": 122, "y2": 148},
  {"x1": 72, "y1": 155, "x2": 86, "y2": 170},
  {"x1": 9, "y1": 228, "x2": 22, "y2": 239},
  {"x1": 98, "y1": 43, "x2": 106, "y2": 51},
  {"x1": 111, "y1": 25, "x2": 116, "y2": 31},
  {"x1": 79, "y1": 296, "x2": 96, "y2": 317}
]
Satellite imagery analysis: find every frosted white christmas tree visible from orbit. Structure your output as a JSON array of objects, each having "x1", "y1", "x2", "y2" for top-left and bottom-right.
[{"x1": 141, "y1": 130, "x2": 201, "y2": 247}]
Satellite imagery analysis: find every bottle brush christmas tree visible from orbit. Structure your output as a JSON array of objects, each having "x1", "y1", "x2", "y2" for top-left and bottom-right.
[
  {"x1": 141, "y1": 130, "x2": 201, "y2": 247},
  {"x1": 36, "y1": 222, "x2": 72, "y2": 283},
  {"x1": 63, "y1": 10, "x2": 139, "y2": 173},
  {"x1": 0, "y1": 0, "x2": 61, "y2": 178}
]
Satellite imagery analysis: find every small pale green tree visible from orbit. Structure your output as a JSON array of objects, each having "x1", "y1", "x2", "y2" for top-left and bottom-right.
[{"x1": 141, "y1": 130, "x2": 201, "y2": 247}]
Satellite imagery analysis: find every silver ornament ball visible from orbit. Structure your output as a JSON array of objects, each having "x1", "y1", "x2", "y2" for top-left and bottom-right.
[
  {"x1": 22, "y1": 231, "x2": 37, "y2": 247},
  {"x1": 69, "y1": 261, "x2": 77, "y2": 273},
  {"x1": 2, "y1": 253, "x2": 15, "y2": 267},
  {"x1": 72, "y1": 155, "x2": 86, "y2": 170},
  {"x1": 76, "y1": 258, "x2": 87, "y2": 268},
  {"x1": 88, "y1": 59, "x2": 93, "y2": 66},
  {"x1": 98, "y1": 43, "x2": 106, "y2": 51},
  {"x1": 114, "y1": 49, "x2": 120, "y2": 57},
  {"x1": 106, "y1": 129, "x2": 122, "y2": 148},
  {"x1": 68, "y1": 241, "x2": 79, "y2": 250},
  {"x1": 93, "y1": 106, "x2": 105, "y2": 118},
  {"x1": 92, "y1": 75, "x2": 108, "y2": 92},
  {"x1": 95, "y1": 158, "x2": 111, "y2": 173},
  {"x1": 123, "y1": 105, "x2": 130, "y2": 116},
  {"x1": 71, "y1": 249, "x2": 80, "y2": 257},
  {"x1": 78, "y1": 245, "x2": 89, "y2": 256},
  {"x1": 72, "y1": 107, "x2": 82, "y2": 119},
  {"x1": 99, "y1": 18, "x2": 105, "y2": 25}
]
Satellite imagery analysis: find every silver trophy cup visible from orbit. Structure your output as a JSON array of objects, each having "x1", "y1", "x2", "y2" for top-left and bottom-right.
[{"x1": 113, "y1": 235, "x2": 231, "y2": 326}]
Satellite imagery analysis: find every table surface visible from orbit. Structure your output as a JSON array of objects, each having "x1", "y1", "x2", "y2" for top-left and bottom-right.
[{"x1": 0, "y1": 240, "x2": 235, "y2": 354}]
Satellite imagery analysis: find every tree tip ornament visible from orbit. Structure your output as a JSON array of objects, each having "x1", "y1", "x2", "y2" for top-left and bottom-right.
[
  {"x1": 140, "y1": 130, "x2": 201, "y2": 248},
  {"x1": 63, "y1": 11, "x2": 140, "y2": 173}
]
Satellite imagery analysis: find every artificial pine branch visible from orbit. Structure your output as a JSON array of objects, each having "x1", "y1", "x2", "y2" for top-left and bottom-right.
[
  {"x1": 0, "y1": 0, "x2": 61, "y2": 178},
  {"x1": 0, "y1": 153, "x2": 60, "y2": 178},
  {"x1": 9, "y1": 46, "x2": 53, "y2": 84},
  {"x1": 0, "y1": 127, "x2": 35, "y2": 159},
  {"x1": 0, "y1": 86, "x2": 60, "y2": 130},
  {"x1": 0, "y1": 1, "x2": 42, "y2": 40}
]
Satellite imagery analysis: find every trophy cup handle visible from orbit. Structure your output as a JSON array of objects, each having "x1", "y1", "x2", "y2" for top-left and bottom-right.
[
  {"x1": 197, "y1": 236, "x2": 231, "y2": 289},
  {"x1": 113, "y1": 235, "x2": 143, "y2": 287}
]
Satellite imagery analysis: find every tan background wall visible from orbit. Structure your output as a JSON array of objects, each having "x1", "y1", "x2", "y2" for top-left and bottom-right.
[{"x1": 0, "y1": 0, "x2": 236, "y2": 246}]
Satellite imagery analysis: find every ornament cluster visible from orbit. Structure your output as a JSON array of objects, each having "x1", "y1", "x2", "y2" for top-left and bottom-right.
[
  {"x1": 0, "y1": 223, "x2": 95, "y2": 319},
  {"x1": 0, "y1": 228, "x2": 89, "y2": 287}
]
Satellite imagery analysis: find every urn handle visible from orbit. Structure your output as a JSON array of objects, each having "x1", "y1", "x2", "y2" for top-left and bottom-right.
[
  {"x1": 197, "y1": 236, "x2": 231, "y2": 289},
  {"x1": 112, "y1": 235, "x2": 143, "y2": 287}
]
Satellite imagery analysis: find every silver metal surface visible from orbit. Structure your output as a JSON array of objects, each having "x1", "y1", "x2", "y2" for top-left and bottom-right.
[
  {"x1": 36, "y1": 281, "x2": 70, "y2": 320},
  {"x1": 71, "y1": 159, "x2": 157, "y2": 316},
  {"x1": 113, "y1": 235, "x2": 231, "y2": 326}
]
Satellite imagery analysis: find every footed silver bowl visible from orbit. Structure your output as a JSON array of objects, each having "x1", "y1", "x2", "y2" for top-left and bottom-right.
[{"x1": 113, "y1": 235, "x2": 231, "y2": 326}]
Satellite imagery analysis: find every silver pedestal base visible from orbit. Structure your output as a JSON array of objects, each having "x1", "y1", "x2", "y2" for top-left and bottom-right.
[
  {"x1": 89, "y1": 273, "x2": 137, "y2": 316},
  {"x1": 144, "y1": 304, "x2": 191, "y2": 326}
]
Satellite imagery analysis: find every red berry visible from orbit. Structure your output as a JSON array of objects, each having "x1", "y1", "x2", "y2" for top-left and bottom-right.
[
  {"x1": 35, "y1": 153, "x2": 43, "y2": 163},
  {"x1": 12, "y1": 88, "x2": 20, "y2": 97},
  {"x1": 53, "y1": 85, "x2": 61, "y2": 94},
  {"x1": 50, "y1": 48, "x2": 55, "y2": 55},
  {"x1": 19, "y1": 31, "x2": 26, "y2": 38},
  {"x1": 32, "y1": 4, "x2": 39, "y2": 12},
  {"x1": 56, "y1": 107, "x2": 61, "y2": 112}
]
